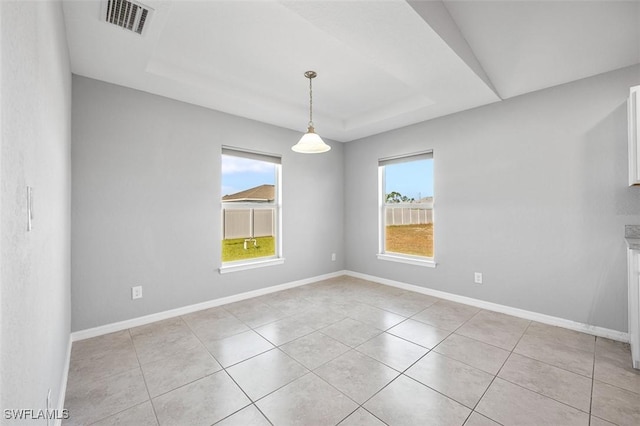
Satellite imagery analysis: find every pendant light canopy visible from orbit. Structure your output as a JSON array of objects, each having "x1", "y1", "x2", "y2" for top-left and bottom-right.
[{"x1": 292, "y1": 71, "x2": 331, "y2": 154}]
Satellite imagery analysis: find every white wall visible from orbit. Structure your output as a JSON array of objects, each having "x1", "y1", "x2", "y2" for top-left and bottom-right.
[
  {"x1": 345, "y1": 65, "x2": 640, "y2": 332},
  {"x1": 0, "y1": 0, "x2": 71, "y2": 419},
  {"x1": 71, "y1": 76, "x2": 345, "y2": 331}
]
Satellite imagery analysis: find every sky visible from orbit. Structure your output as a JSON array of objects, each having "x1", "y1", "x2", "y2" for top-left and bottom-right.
[
  {"x1": 384, "y1": 159, "x2": 434, "y2": 200},
  {"x1": 221, "y1": 155, "x2": 276, "y2": 196},
  {"x1": 221, "y1": 154, "x2": 433, "y2": 199}
]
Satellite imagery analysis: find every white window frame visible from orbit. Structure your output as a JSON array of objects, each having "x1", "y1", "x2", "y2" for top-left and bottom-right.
[
  {"x1": 219, "y1": 147, "x2": 284, "y2": 274},
  {"x1": 377, "y1": 151, "x2": 436, "y2": 268}
]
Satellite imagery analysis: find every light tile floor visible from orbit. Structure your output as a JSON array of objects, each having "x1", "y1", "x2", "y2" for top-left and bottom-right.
[{"x1": 64, "y1": 276, "x2": 640, "y2": 425}]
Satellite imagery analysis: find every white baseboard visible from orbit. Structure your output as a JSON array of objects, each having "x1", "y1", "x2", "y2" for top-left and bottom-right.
[
  {"x1": 71, "y1": 268, "x2": 628, "y2": 344},
  {"x1": 55, "y1": 336, "x2": 72, "y2": 426},
  {"x1": 61, "y1": 268, "x2": 627, "y2": 424},
  {"x1": 346, "y1": 270, "x2": 629, "y2": 343},
  {"x1": 71, "y1": 270, "x2": 347, "y2": 342}
]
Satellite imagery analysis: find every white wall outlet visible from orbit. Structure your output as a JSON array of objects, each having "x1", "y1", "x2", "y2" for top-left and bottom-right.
[
  {"x1": 474, "y1": 272, "x2": 483, "y2": 284},
  {"x1": 132, "y1": 286, "x2": 143, "y2": 300},
  {"x1": 331, "y1": 253, "x2": 336, "y2": 261}
]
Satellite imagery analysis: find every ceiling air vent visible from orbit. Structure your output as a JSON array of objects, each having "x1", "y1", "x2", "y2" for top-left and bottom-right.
[{"x1": 102, "y1": 0, "x2": 153, "y2": 35}]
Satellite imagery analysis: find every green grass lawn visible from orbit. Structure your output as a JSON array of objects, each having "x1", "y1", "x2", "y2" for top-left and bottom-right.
[{"x1": 222, "y1": 236, "x2": 275, "y2": 262}]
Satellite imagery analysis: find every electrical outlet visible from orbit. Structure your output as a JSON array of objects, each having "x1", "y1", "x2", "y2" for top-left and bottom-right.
[
  {"x1": 132, "y1": 286, "x2": 143, "y2": 300},
  {"x1": 331, "y1": 253, "x2": 336, "y2": 261},
  {"x1": 474, "y1": 272, "x2": 483, "y2": 284}
]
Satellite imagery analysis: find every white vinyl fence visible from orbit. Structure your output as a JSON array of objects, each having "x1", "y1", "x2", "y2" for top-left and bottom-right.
[
  {"x1": 223, "y1": 208, "x2": 275, "y2": 239},
  {"x1": 385, "y1": 207, "x2": 433, "y2": 226}
]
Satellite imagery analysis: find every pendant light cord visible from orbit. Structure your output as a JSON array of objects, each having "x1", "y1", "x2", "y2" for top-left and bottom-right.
[{"x1": 308, "y1": 75, "x2": 314, "y2": 128}]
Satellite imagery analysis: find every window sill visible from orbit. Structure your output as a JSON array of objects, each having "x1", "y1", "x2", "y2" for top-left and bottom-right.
[
  {"x1": 377, "y1": 253, "x2": 436, "y2": 268},
  {"x1": 219, "y1": 257, "x2": 285, "y2": 274}
]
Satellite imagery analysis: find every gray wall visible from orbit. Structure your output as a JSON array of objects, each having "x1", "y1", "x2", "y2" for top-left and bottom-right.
[
  {"x1": 71, "y1": 76, "x2": 344, "y2": 331},
  {"x1": 0, "y1": 0, "x2": 71, "y2": 418},
  {"x1": 345, "y1": 65, "x2": 640, "y2": 332},
  {"x1": 71, "y1": 43, "x2": 639, "y2": 334}
]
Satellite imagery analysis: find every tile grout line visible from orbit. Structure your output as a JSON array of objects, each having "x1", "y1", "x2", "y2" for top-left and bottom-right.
[
  {"x1": 66, "y1": 333, "x2": 153, "y2": 425},
  {"x1": 464, "y1": 319, "x2": 534, "y2": 425},
  {"x1": 127, "y1": 328, "x2": 161, "y2": 426},
  {"x1": 71, "y1": 278, "x2": 637, "y2": 426},
  {"x1": 301, "y1": 297, "x2": 436, "y2": 423},
  {"x1": 181, "y1": 295, "x2": 385, "y2": 425},
  {"x1": 180, "y1": 312, "x2": 270, "y2": 425},
  {"x1": 589, "y1": 337, "x2": 597, "y2": 426},
  {"x1": 361, "y1": 304, "x2": 496, "y2": 423},
  {"x1": 319, "y1": 280, "x2": 629, "y2": 424},
  {"x1": 356, "y1": 346, "x2": 495, "y2": 424},
  {"x1": 507, "y1": 347, "x2": 595, "y2": 380},
  {"x1": 495, "y1": 376, "x2": 592, "y2": 416},
  {"x1": 147, "y1": 299, "x2": 508, "y2": 424},
  {"x1": 484, "y1": 324, "x2": 608, "y2": 420},
  {"x1": 398, "y1": 317, "x2": 510, "y2": 416},
  {"x1": 78, "y1": 283, "x2": 369, "y2": 423},
  {"x1": 134, "y1": 315, "x2": 243, "y2": 400},
  {"x1": 437, "y1": 315, "x2": 599, "y2": 381},
  {"x1": 190, "y1": 306, "x2": 336, "y2": 425}
]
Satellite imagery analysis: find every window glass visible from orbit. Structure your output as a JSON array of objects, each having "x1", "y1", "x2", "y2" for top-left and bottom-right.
[
  {"x1": 380, "y1": 153, "x2": 434, "y2": 259},
  {"x1": 221, "y1": 149, "x2": 280, "y2": 265}
]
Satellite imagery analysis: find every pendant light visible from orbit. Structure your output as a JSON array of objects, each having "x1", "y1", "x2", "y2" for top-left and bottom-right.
[{"x1": 292, "y1": 71, "x2": 331, "y2": 153}]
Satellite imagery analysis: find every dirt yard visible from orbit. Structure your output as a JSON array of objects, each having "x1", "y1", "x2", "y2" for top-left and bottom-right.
[{"x1": 385, "y1": 223, "x2": 433, "y2": 257}]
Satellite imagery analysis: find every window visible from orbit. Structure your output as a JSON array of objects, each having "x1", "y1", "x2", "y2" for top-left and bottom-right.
[
  {"x1": 219, "y1": 147, "x2": 283, "y2": 273},
  {"x1": 378, "y1": 151, "x2": 435, "y2": 267}
]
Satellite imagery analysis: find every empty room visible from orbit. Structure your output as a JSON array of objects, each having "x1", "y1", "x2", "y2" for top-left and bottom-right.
[{"x1": 2, "y1": 0, "x2": 640, "y2": 425}]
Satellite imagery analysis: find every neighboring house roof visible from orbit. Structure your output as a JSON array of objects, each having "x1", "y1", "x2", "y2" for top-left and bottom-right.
[{"x1": 222, "y1": 184, "x2": 275, "y2": 202}]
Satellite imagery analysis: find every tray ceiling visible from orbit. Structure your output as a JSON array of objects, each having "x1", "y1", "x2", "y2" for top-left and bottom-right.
[{"x1": 62, "y1": 0, "x2": 640, "y2": 142}]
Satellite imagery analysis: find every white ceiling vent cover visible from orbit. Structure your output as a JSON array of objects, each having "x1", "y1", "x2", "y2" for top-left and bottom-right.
[{"x1": 101, "y1": 0, "x2": 153, "y2": 35}]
